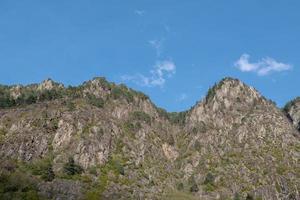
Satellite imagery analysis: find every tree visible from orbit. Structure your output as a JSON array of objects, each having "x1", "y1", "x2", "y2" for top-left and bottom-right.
[
  {"x1": 87, "y1": 95, "x2": 104, "y2": 108},
  {"x1": 63, "y1": 157, "x2": 83, "y2": 175},
  {"x1": 246, "y1": 194, "x2": 254, "y2": 200},
  {"x1": 41, "y1": 166, "x2": 55, "y2": 181}
]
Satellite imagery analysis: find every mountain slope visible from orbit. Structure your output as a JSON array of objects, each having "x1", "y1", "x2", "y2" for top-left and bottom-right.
[
  {"x1": 0, "y1": 77, "x2": 299, "y2": 200},
  {"x1": 183, "y1": 78, "x2": 299, "y2": 199},
  {"x1": 284, "y1": 97, "x2": 300, "y2": 131}
]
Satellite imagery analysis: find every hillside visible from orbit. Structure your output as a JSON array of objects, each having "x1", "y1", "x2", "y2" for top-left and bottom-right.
[
  {"x1": 284, "y1": 97, "x2": 300, "y2": 131},
  {"x1": 0, "y1": 77, "x2": 299, "y2": 200}
]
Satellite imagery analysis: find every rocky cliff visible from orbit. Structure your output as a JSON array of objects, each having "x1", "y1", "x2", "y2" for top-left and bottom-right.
[
  {"x1": 0, "y1": 77, "x2": 299, "y2": 200},
  {"x1": 284, "y1": 97, "x2": 300, "y2": 131}
]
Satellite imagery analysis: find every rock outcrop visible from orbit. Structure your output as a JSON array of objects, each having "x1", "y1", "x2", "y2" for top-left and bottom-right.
[{"x1": 284, "y1": 97, "x2": 300, "y2": 131}]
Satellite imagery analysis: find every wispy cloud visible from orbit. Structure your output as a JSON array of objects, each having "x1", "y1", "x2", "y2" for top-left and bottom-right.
[
  {"x1": 235, "y1": 54, "x2": 292, "y2": 76},
  {"x1": 176, "y1": 93, "x2": 188, "y2": 102},
  {"x1": 134, "y1": 10, "x2": 146, "y2": 16},
  {"x1": 149, "y1": 39, "x2": 164, "y2": 57},
  {"x1": 121, "y1": 60, "x2": 176, "y2": 88}
]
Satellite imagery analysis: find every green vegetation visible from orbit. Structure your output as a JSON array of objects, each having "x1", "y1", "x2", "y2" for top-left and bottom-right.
[
  {"x1": 66, "y1": 85, "x2": 83, "y2": 99},
  {"x1": 83, "y1": 154, "x2": 126, "y2": 200},
  {"x1": 110, "y1": 84, "x2": 134, "y2": 103},
  {"x1": 0, "y1": 77, "x2": 151, "y2": 110},
  {"x1": 0, "y1": 85, "x2": 65, "y2": 109},
  {"x1": 163, "y1": 191, "x2": 198, "y2": 200},
  {"x1": 0, "y1": 159, "x2": 42, "y2": 200},
  {"x1": 203, "y1": 172, "x2": 216, "y2": 192},
  {"x1": 188, "y1": 176, "x2": 199, "y2": 193},
  {"x1": 233, "y1": 193, "x2": 241, "y2": 200},
  {"x1": 0, "y1": 128, "x2": 6, "y2": 143},
  {"x1": 86, "y1": 94, "x2": 104, "y2": 108},
  {"x1": 15, "y1": 90, "x2": 38, "y2": 105},
  {"x1": 205, "y1": 77, "x2": 238, "y2": 102},
  {"x1": 130, "y1": 111, "x2": 151, "y2": 124},
  {"x1": 93, "y1": 77, "x2": 111, "y2": 90},
  {"x1": 27, "y1": 157, "x2": 55, "y2": 182},
  {"x1": 65, "y1": 100, "x2": 76, "y2": 111},
  {"x1": 38, "y1": 89, "x2": 64, "y2": 101},
  {"x1": 0, "y1": 171, "x2": 40, "y2": 200},
  {"x1": 156, "y1": 107, "x2": 169, "y2": 119},
  {"x1": 123, "y1": 121, "x2": 142, "y2": 135},
  {"x1": 246, "y1": 194, "x2": 254, "y2": 200},
  {"x1": 0, "y1": 85, "x2": 15, "y2": 108},
  {"x1": 167, "y1": 112, "x2": 187, "y2": 125},
  {"x1": 63, "y1": 157, "x2": 83, "y2": 176},
  {"x1": 283, "y1": 97, "x2": 300, "y2": 113}
]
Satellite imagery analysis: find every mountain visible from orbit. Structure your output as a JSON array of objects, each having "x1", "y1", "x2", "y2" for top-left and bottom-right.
[{"x1": 0, "y1": 77, "x2": 299, "y2": 200}]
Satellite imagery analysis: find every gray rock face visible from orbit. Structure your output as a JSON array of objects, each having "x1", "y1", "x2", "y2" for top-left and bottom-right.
[
  {"x1": 0, "y1": 77, "x2": 299, "y2": 200},
  {"x1": 184, "y1": 78, "x2": 299, "y2": 199},
  {"x1": 284, "y1": 97, "x2": 300, "y2": 131},
  {"x1": 38, "y1": 179, "x2": 84, "y2": 200}
]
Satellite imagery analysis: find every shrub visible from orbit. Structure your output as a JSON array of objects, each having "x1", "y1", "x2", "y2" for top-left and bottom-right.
[
  {"x1": 28, "y1": 157, "x2": 55, "y2": 181},
  {"x1": 167, "y1": 112, "x2": 187, "y2": 125},
  {"x1": 94, "y1": 77, "x2": 111, "y2": 90},
  {"x1": 123, "y1": 121, "x2": 136, "y2": 133},
  {"x1": 203, "y1": 172, "x2": 216, "y2": 192},
  {"x1": 131, "y1": 111, "x2": 151, "y2": 124},
  {"x1": 38, "y1": 89, "x2": 63, "y2": 101},
  {"x1": 66, "y1": 101, "x2": 76, "y2": 111},
  {"x1": 188, "y1": 175, "x2": 199, "y2": 193},
  {"x1": 193, "y1": 140, "x2": 201, "y2": 151},
  {"x1": 0, "y1": 171, "x2": 40, "y2": 199},
  {"x1": 177, "y1": 182, "x2": 184, "y2": 191},
  {"x1": 101, "y1": 155, "x2": 125, "y2": 176},
  {"x1": 63, "y1": 157, "x2": 83, "y2": 176},
  {"x1": 204, "y1": 172, "x2": 214, "y2": 185},
  {"x1": 233, "y1": 193, "x2": 241, "y2": 200},
  {"x1": 66, "y1": 86, "x2": 82, "y2": 98},
  {"x1": 15, "y1": 91, "x2": 38, "y2": 105},
  {"x1": 206, "y1": 85, "x2": 216, "y2": 101},
  {"x1": 112, "y1": 159, "x2": 124, "y2": 175},
  {"x1": 41, "y1": 166, "x2": 55, "y2": 181},
  {"x1": 156, "y1": 107, "x2": 169, "y2": 119},
  {"x1": 190, "y1": 183, "x2": 199, "y2": 193},
  {"x1": 246, "y1": 194, "x2": 254, "y2": 200},
  {"x1": 86, "y1": 95, "x2": 104, "y2": 108},
  {"x1": 0, "y1": 89, "x2": 15, "y2": 108},
  {"x1": 110, "y1": 85, "x2": 134, "y2": 102}
]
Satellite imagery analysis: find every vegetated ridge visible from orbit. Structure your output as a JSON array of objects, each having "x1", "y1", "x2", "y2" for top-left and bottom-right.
[{"x1": 0, "y1": 77, "x2": 299, "y2": 200}]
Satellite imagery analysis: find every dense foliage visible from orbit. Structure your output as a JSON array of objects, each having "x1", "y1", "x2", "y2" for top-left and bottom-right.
[{"x1": 63, "y1": 157, "x2": 83, "y2": 176}]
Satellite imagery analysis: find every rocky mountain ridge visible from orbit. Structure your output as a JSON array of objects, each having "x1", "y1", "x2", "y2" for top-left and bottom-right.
[{"x1": 0, "y1": 77, "x2": 299, "y2": 200}]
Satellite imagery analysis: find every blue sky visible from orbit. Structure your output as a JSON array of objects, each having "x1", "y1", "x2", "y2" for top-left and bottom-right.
[{"x1": 0, "y1": 0, "x2": 299, "y2": 111}]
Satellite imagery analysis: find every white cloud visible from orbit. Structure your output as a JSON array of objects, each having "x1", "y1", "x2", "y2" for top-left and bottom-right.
[
  {"x1": 235, "y1": 54, "x2": 292, "y2": 76},
  {"x1": 149, "y1": 39, "x2": 164, "y2": 56},
  {"x1": 134, "y1": 10, "x2": 146, "y2": 16},
  {"x1": 121, "y1": 60, "x2": 176, "y2": 88},
  {"x1": 177, "y1": 93, "x2": 188, "y2": 102}
]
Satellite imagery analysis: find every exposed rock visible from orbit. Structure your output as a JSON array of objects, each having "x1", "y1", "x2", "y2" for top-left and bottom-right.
[
  {"x1": 0, "y1": 77, "x2": 299, "y2": 200},
  {"x1": 9, "y1": 85, "x2": 22, "y2": 99},
  {"x1": 38, "y1": 79, "x2": 63, "y2": 91},
  {"x1": 38, "y1": 179, "x2": 84, "y2": 200},
  {"x1": 162, "y1": 143, "x2": 179, "y2": 161},
  {"x1": 284, "y1": 97, "x2": 300, "y2": 131}
]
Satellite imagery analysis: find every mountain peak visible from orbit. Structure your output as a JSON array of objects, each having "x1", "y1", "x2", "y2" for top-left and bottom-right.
[
  {"x1": 38, "y1": 78, "x2": 64, "y2": 91},
  {"x1": 187, "y1": 78, "x2": 272, "y2": 129},
  {"x1": 205, "y1": 77, "x2": 262, "y2": 104},
  {"x1": 0, "y1": 76, "x2": 299, "y2": 200}
]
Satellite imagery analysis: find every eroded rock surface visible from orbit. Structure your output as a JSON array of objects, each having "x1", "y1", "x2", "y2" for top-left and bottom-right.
[{"x1": 0, "y1": 77, "x2": 299, "y2": 200}]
